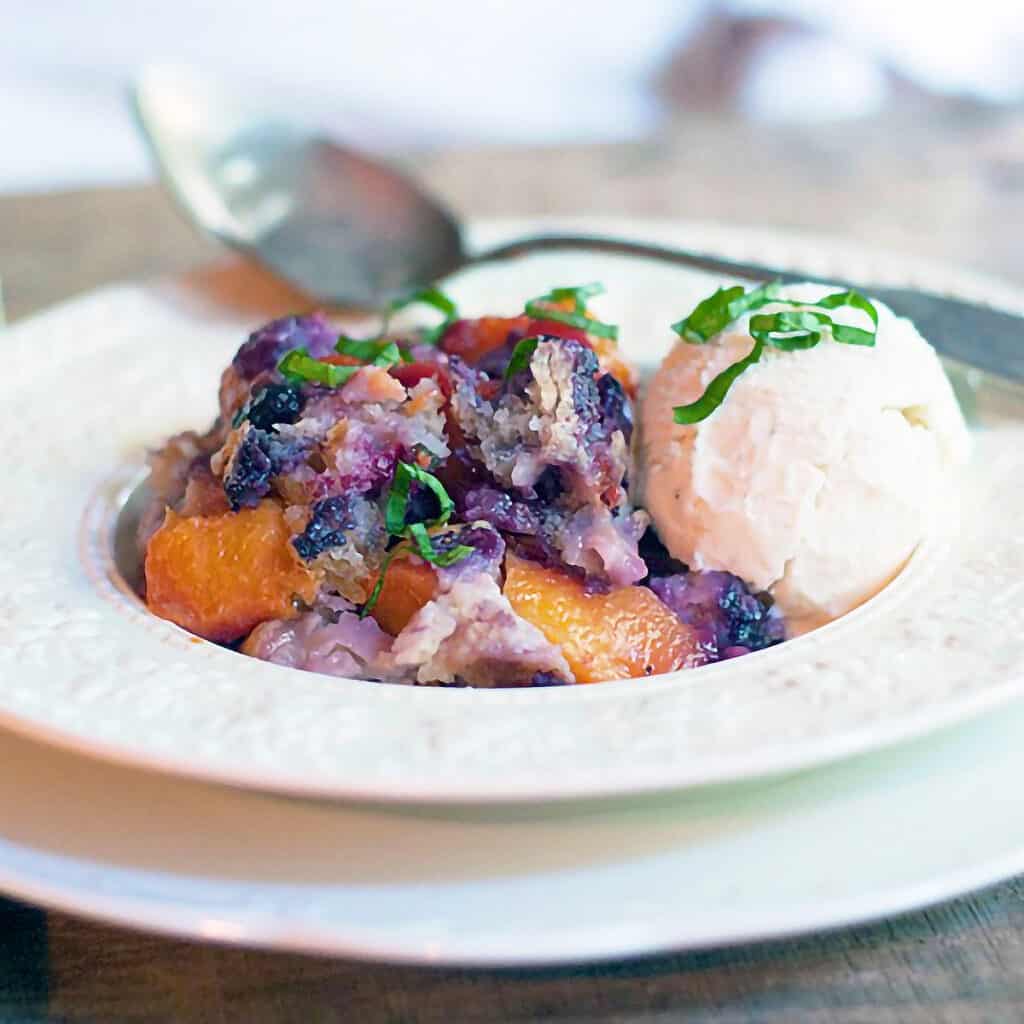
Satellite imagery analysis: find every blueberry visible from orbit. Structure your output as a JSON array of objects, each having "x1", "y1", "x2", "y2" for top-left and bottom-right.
[
  {"x1": 244, "y1": 384, "x2": 304, "y2": 432},
  {"x1": 638, "y1": 527, "x2": 688, "y2": 579},
  {"x1": 533, "y1": 466, "x2": 564, "y2": 503},
  {"x1": 292, "y1": 497, "x2": 354, "y2": 561},
  {"x1": 530, "y1": 671, "x2": 568, "y2": 687},
  {"x1": 223, "y1": 428, "x2": 309, "y2": 511},
  {"x1": 404, "y1": 482, "x2": 442, "y2": 526},
  {"x1": 597, "y1": 373, "x2": 633, "y2": 442},
  {"x1": 649, "y1": 570, "x2": 786, "y2": 659},
  {"x1": 223, "y1": 431, "x2": 274, "y2": 510}
]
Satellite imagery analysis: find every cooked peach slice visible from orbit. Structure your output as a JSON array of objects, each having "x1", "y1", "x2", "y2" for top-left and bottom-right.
[
  {"x1": 366, "y1": 554, "x2": 437, "y2": 635},
  {"x1": 503, "y1": 553, "x2": 702, "y2": 683},
  {"x1": 145, "y1": 500, "x2": 317, "y2": 643}
]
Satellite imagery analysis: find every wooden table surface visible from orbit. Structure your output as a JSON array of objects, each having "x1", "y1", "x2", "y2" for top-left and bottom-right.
[{"x1": 4, "y1": 110, "x2": 1024, "y2": 1022}]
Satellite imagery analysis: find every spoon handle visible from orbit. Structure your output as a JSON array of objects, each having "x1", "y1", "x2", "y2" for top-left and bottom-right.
[
  {"x1": 472, "y1": 234, "x2": 1024, "y2": 383},
  {"x1": 475, "y1": 233, "x2": 805, "y2": 285}
]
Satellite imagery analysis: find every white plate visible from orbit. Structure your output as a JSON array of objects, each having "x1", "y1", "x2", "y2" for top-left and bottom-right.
[
  {"x1": 2, "y1": 693, "x2": 1024, "y2": 965},
  {"x1": 3, "y1": 217, "x2": 1024, "y2": 803}
]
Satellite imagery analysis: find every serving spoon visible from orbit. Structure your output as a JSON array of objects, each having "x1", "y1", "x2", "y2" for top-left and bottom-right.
[{"x1": 133, "y1": 65, "x2": 1024, "y2": 381}]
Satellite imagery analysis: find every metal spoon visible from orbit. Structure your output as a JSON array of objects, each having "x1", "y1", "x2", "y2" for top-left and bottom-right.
[{"x1": 133, "y1": 65, "x2": 1024, "y2": 382}]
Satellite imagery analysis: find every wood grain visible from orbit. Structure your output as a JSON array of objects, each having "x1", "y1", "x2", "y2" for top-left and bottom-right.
[
  {"x1": 3, "y1": 112, "x2": 1024, "y2": 1021},
  {"x1": 39, "y1": 881, "x2": 1024, "y2": 1023}
]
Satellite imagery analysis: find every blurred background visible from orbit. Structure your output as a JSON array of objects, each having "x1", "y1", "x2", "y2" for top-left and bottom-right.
[
  {"x1": 3, "y1": 0, "x2": 1024, "y2": 319},
  {"x1": 3, "y1": 0, "x2": 1022, "y2": 192}
]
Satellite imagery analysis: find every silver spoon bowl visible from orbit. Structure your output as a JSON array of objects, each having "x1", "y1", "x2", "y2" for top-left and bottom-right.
[
  {"x1": 133, "y1": 65, "x2": 1024, "y2": 381},
  {"x1": 133, "y1": 65, "x2": 465, "y2": 305}
]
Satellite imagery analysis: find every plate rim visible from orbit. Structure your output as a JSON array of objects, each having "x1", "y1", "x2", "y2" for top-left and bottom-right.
[
  {"x1": 0, "y1": 697, "x2": 1022, "y2": 966},
  {"x1": 3, "y1": 839, "x2": 1021, "y2": 966}
]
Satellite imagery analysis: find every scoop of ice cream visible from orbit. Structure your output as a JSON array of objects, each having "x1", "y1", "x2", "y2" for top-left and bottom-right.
[{"x1": 641, "y1": 283, "x2": 970, "y2": 633}]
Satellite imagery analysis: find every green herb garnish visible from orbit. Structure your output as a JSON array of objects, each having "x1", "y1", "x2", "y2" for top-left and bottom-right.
[
  {"x1": 277, "y1": 335, "x2": 408, "y2": 391},
  {"x1": 749, "y1": 310, "x2": 830, "y2": 350},
  {"x1": 504, "y1": 336, "x2": 540, "y2": 380},
  {"x1": 387, "y1": 286, "x2": 458, "y2": 345},
  {"x1": 818, "y1": 290, "x2": 878, "y2": 346},
  {"x1": 384, "y1": 461, "x2": 455, "y2": 534},
  {"x1": 359, "y1": 547, "x2": 397, "y2": 618},
  {"x1": 278, "y1": 348, "x2": 360, "y2": 388},
  {"x1": 672, "y1": 336, "x2": 766, "y2": 425},
  {"x1": 524, "y1": 281, "x2": 619, "y2": 340},
  {"x1": 429, "y1": 542, "x2": 475, "y2": 567},
  {"x1": 362, "y1": 461, "x2": 472, "y2": 615},
  {"x1": 539, "y1": 282, "x2": 606, "y2": 308},
  {"x1": 407, "y1": 522, "x2": 474, "y2": 566},
  {"x1": 671, "y1": 283, "x2": 879, "y2": 424},
  {"x1": 672, "y1": 282, "x2": 783, "y2": 343},
  {"x1": 336, "y1": 336, "x2": 405, "y2": 367}
]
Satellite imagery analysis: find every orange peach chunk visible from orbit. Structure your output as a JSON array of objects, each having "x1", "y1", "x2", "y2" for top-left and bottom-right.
[
  {"x1": 503, "y1": 553, "x2": 702, "y2": 683},
  {"x1": 366, "y1": 554, "x2": 438, "y2": 636},
  {"x1": 145, "y1": 501, "x2": 317, "y2": 643}
]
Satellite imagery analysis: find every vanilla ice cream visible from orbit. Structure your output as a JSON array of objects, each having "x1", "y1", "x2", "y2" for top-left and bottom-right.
[{"x1": 641, "y1": 283, "x2": 970, "y2": 633}]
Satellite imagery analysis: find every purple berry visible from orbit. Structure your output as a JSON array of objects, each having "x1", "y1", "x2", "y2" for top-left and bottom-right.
[
  {"x1": 233, "y1": 313, "x2": 337, "y2": 380},
  {"x1": 530, "y1": 671, "x2": 569, "y2": 687},
  {"x1": 222, "y1": 428, "x2": 308, "y2": 511},
  {"x1": 292, "y1": 496, "x2": 356, "y2": 561},
  {"x1": 223, "y1": 430, "x2": 274, "y2": 510},
  {"x1": 243, "y1": 383, "x2": 305, "y2": 432},
  {"x1": 461, "y1": 486, "x2": 541, "y2": 535},
  {"x1": 597, "y1": 373, "x2": 633, "y2": 442},
  {"x1": 649, "y1": 570, "x2": 785, "y2": 660},
  {"x1": 403, "y1": 482, "x2": 443, "y2": 527},
  {"x1": 433, "y1": 522, "x2": 506, "y2": 573}
]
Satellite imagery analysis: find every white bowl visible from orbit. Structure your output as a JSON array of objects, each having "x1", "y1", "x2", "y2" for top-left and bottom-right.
[{"x1": 2, "y1": 217, "x2": 1023, "y2": 804}]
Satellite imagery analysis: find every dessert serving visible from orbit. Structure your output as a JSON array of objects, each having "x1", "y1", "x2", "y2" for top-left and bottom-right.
[{"x1": 139, "y1": 278, "x2": 967, "y2": 687}]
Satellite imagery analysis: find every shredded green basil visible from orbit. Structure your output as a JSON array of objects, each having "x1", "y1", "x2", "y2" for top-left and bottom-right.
[
  {"x1": 277, "y1": 348, "x2": 360, "y2": 388},
  {"x1": 818, "y1": 289, "x2": 879, "y2": 345},
  {"x1": 535, "y1": 282, "x2": 606, "y2": 309},
  {"x1": 673, "y1": 285, "x2": 746, "y2": 343},
  {"x1": 387, "y1": 286, "x2": 458, "y2": 345},
  {"x1": 671, "y1": 283, "x2": 879, "y2": 424},
  {"x1": 384, "y1": 462, "x2": 455, "y2": 535},
  {"x1": 406, "y1": 522, "x2": 470, "y2": 566},
  {"x1": 406, "y1": 522, "x2": 437, "y2": 563},
  {"x1": 366, "y1": 461, "x2": 472, "y2": 612},
  {"x1": 359, "y1": 547, "x2": 397, "y2": 618},
  {"x1": 749, "y1": 310, "x2": 829, "y2": 351},
  {"x1": 335, "y1": 336, "x2": 405, "y2": 367},
  {"x1": 524, "y1": 281, "x2": 618, "y2": 340},
  {"x1": 524, "y1": 303, "x2": 619, "y2": 340},
  {"x1": 673, "y1": 337, "x2": 766, "y2": 425},
  {"x1": 504, "y1": 337, "x2": 540, "y2": 380},
  {"x1": 429, "y1": 542, "x2": 475, "y2": 567}
]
